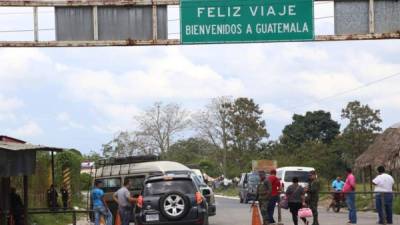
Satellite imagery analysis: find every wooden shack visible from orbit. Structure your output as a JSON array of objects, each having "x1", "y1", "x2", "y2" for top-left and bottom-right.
[{"x1": 0, "y1": 136, "x2": 63, "y2": 225}]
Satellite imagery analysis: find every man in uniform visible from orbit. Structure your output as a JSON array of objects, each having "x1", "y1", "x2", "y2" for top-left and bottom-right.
[
  {"x1": 306, "y1": 170, "x2": 320, "y2": 225},
  {"x1": 255, "y1": 171, "x2": 271, "y2": 225},
  {"x1": 61, "y1": 184, "x2": 69, "y2": 210}
]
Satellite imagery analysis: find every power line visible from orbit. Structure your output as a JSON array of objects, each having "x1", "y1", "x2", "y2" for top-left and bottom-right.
[
  {"x1": 264, "y1": 71, "x2": 400, "y2": 115},
  {"x1": 0, "y1": 11, "x2": 53, "y2": 16},
  {"x1": 0, "y1": 28, "x2": 54, "y2": 33},
  {"x1": 315, "y1": 16, "x2": 333, "y2": 19}
]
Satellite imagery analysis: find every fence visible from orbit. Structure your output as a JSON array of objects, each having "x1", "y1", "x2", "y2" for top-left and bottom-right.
[{"x1": 273, "y1": 191, "x2": 400, "y2": 225}]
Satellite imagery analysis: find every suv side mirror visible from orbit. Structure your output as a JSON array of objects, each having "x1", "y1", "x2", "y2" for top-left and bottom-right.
[{"x1": 202, "y1": 189, "x2": 211, "y2": 196}]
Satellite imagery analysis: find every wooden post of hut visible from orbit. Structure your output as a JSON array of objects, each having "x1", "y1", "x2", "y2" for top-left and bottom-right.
[{"x1": 362, "y1": 168, "x2": 367, "y2": 193}]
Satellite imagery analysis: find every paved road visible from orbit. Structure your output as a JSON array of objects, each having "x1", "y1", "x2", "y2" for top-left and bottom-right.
[{"x1": 210, "y1": 196, "x2": 400, "y2": 225}]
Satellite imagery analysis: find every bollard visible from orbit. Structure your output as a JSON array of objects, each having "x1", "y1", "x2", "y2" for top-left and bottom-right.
[
  {"x1": 72, "y1": 210, "x2": 77, "y2": 225},
  {"x1": 277, "y1": 203, "x2": 282, "y2": 223}
]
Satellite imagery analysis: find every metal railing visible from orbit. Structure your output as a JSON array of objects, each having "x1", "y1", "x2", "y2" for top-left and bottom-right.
[
  {"x1": 270, "y1": 191, "x2": 400, "y2": 225},
  {"x1": 28, "y1": 208, "x2": 92, "y2": 225}
]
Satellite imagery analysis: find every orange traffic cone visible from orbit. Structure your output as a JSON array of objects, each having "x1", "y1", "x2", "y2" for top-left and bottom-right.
[
  {"x1": 251, "y1": 204, "x2": 262, "y2": 225},
  {"x1": 114, "y1": 212, "x2": 121, "y2": 225}
]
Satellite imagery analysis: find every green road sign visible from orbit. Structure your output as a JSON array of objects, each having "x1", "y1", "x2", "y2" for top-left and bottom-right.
[{"x1": 180, "y1": 0, "x2": 314, "y2": 44}]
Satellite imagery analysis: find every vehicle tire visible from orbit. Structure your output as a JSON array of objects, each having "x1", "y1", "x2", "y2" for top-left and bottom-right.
[{"x1": 159, "y1": 191, "x2": 190, "y2": 220}]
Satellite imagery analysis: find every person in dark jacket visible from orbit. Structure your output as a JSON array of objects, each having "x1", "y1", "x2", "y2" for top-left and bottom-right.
[
  {"x1": 255, "y1": 171, "x2": 271, "y2": 225},
  {"x1": 10, "y1": 187, "x2": 24, "y2": 225},
  {"x1": 61, "y1": 184, "x2": 69, "y2": 210},
  {"x1": 286, "y1": 177, "x2": 307, "y2": 225},
  {"x1": 47, "y1": 185, "x2": 59, "y2": 210},
  {"x1": 305, "y1": 171, "x2": 320, "y2": 225}
]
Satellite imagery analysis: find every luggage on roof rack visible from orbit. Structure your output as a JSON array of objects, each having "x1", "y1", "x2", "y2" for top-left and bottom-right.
[{"x1": 97, "y1": 155, "x2": 159, "y2": 167}]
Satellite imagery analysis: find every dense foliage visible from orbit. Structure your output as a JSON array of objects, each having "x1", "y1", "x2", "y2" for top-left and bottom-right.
[{"x1": 100, "y1": 98, "x2": 385, "y2": 182}]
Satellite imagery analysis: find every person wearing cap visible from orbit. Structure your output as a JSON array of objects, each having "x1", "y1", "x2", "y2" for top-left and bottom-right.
[
  {"x1": 267, "y1": 169, "x2": 281, "y2": 224},
  {"x1": 255, "y1": 171, "x2": 272, "y2": 225},
  {"x1": 305, "y1": 170, "x2": 320, "y2": 225},
  {"x1": 373, "y1": 166, "x2": 394, "y2": 224},
  {"x1": 92, "y1": 180, "x2": 113, "y2": 225}
]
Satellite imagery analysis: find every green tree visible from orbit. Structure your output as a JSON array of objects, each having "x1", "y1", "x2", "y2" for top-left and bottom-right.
[
  {"x1": 55, "y1": 150, "x2": 83, "y2": 196},
  {"x1": 281, "y1": 110, "x2": 340, "y2": 147},
  {"x1": 223, "y1": 97, "x2": 269, "y2": 173},
  {"x1": 193, "y1": 96, "x2": 231, "y2": 176},
  {"x1": 341, "y1": 100, "x2": 382, "y2": 163},
  {"x1": 102, "y1": 131, "x2": 157, "y2": 157},
  {"x1": 226, "y1": 97, "x2": 269, "y2": 152},
  {"x1": 83, "y1": 150, "x2": 102, "y2": 162},
  {"x1": 165, "y1": 138, "x2": 221, "y2": 176},
  {"x1": 165, "y1": 138, "x2": 217, "y2": 163},
  {"x1": 135, "y1": 102, "x2": 191, "y2": 155}
]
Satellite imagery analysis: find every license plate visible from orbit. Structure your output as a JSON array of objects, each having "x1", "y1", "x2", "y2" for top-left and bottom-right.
[{"x1": 146, "y1": 214, "x2": 159, "y2": 222}]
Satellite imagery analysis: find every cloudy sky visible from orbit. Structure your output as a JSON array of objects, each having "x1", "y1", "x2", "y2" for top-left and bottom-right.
[{"x1": 1, "y1": 3, "x2": 400, "y2": 154}]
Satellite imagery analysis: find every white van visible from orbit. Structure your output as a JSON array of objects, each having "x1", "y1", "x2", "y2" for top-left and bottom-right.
[{"x1": 276, "y1": 167, "x2": 315, "y2": 192}]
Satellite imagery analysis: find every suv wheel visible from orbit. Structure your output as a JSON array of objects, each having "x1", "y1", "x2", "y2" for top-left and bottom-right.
[{"x1": 159, "y1": 191, "x2": 190, "y2": 220}]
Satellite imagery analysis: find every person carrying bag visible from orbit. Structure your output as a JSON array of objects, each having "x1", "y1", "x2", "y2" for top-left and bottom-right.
[{"x1": 286, "y1": 177, "x2": 308, "y2": 225}]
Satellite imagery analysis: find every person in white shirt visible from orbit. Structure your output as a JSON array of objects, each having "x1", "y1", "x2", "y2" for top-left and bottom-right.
[{"x1": 372, "y1": 166, "x2": 394, "y2": 224}]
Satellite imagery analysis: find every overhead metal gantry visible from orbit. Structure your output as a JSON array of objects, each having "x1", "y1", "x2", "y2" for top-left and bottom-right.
[{"x1": 0, "y1": 0, "x2": 399, "y2": 47}]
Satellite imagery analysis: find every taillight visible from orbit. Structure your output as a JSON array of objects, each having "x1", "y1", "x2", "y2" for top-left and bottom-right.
[
  {"x1": 137, "y1": 195, "x2": 144, "y2": 208},
  {"x1": 195, "y1": 192, "x2": 203, "y2": 205}
]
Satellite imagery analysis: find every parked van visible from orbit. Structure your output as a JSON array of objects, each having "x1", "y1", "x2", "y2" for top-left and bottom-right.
[
  {"x1": 93, "y1": 160, "x2": 192, "y2": 220},
  {"x1": 93, "y1": 159, "x2": 216, "y2": 220},
  {"x1": 276, "y1": 167, "x2": 315, "y2": 192},
  {"x1": 238, "y1": 172, "x2": 260, "y2": 203}
]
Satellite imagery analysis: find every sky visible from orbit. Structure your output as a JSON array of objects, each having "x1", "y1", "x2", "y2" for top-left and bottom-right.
[{"x1": 1, "y1": 3, "x2": 400, "y2": 154}]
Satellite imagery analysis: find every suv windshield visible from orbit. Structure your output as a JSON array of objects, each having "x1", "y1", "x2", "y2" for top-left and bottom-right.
[
  {"x1": 144, "y1": 180, "x2": 196, "y2": 196},
  {"x1": 284, "y1": 171, "x2": 310, "y2": 183}
]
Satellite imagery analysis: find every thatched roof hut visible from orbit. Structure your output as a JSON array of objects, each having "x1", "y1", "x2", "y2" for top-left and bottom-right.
[{"x1": 355, "y1": 123, "x2": 400, "y2": 171}]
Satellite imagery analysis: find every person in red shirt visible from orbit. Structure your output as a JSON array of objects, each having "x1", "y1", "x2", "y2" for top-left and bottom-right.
[{"x1": 268, "y1": 169, "x2": 282, "y2": 224}]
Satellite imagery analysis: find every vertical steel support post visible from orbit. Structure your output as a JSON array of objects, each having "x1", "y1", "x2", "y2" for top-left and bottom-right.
[
  {"x1": 23, "y1": 176, "x2": 28, "y2": 225},
  {"x1": 93, "y1": 6, "x2": 99, "y2": 40},
  {"x1": 33, "y1": 7, "x2": 39, "y2": 41},
  {"x1": 51, "y1": 150, "x2": 56, "y2": 208},
  {"x1": 277, "y1": 203, "x2": 282, "y2": 223},
  {"x1": 152, "y1": 2, "x2": 158, "y2": 40},
  {"x1": 369, "y1": 0, "x2": 375, "y2": 33}
]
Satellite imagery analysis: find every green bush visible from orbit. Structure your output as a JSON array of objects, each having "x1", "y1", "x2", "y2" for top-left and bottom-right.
[
  {"x1": 80, "y1": 173, "x2": 92, "y2": 191},
  {"x1": 394, "y1": 196, "x2": 400, "y2": 215},
  {"x1": 355, "y1": 194, "x2": 374, "y2": 211},
  {"x1": 214, "y1": 186, "x2": 238, "y2": 197}
]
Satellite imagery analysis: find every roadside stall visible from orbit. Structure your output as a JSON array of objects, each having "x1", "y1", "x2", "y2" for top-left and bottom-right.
[
  {"x1": 355, "y1": 123, "x2": 400, "y2": 192},
  {"x1": 0, "y1": 136, "x2": 63, "y2": 225}
]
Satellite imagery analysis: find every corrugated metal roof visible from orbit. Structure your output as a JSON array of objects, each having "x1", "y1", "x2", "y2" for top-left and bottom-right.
[{"x1": 0, "y1": 141, "x2": 64, "y2": 152}]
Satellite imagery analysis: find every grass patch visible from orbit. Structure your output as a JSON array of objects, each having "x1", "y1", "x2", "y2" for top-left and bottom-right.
[
  {"x1": 355, "y1": 194, "x2": 374, "y2": 211},
  {"x1": 214, "y1": 187, "x2": 238, "y2": 197},
  {"x1": 28, "y1": 196, "x2": 88, "y2": 225},
  {"x1": 30, "y1": 213, "x2": 76, "y2": 225},
  {"x1": 394, "y1": 196, "x2": 400, "y2": 215}
]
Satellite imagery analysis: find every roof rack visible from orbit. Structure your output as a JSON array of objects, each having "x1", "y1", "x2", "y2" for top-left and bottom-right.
[{"x1": 97, "y1": 155, "x2": 159, "y2": 167}]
